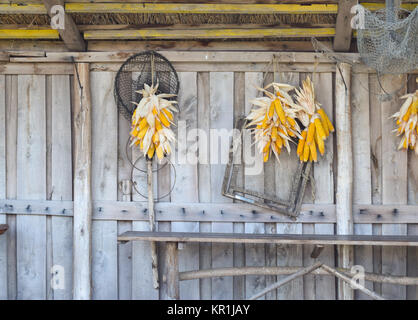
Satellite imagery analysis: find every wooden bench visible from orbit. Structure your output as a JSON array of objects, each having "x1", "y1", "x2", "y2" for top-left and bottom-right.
[
  {"x1": 0, "y1": 224, "x2": 8, "y2": 235},
  {"x1": 118, "y1": 231, "x2": 418, "y2": 300}
]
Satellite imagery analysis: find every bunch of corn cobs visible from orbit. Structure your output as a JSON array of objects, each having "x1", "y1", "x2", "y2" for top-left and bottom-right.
[
  {"x1": 392, "y1": 85, "x2": 418, "y2": 155},
  {"x1": 246, "y1": 76, "x2": 334, "y2": 163},
  {"x1": 130, "y1": 83, "x2": 178, "y2": 161}
]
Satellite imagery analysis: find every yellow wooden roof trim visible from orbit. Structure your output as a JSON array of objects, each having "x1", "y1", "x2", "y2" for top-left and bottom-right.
[
  {"x1": 0, "y1": 29, "x2": 59, "y2": 39},
  {"x1": 0, "y1": 2, "x2": 416, "y2": 15},
  {"x1": 84, "y1": 27, "x2": 336, "y2": 40}
]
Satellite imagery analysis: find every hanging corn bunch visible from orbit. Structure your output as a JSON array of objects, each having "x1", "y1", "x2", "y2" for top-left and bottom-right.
[
  {"x1": 130, "y1": 82, "x2": 178, "y2": 160},
  {"x1": 294, "y1": 77, "x2": 334, "y2": 162},
  {"x1": 392, "y1": 87, "x2": 418, "y2": 155},
  {"x1": 246, "y1": 83, "x2": 301, "y2": 163}
]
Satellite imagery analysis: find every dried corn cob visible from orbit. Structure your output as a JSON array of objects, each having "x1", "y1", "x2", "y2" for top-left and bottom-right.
[
  {"x1": 246, "y1": 82, "x2": 301, "y2": 163},
  {"x1": 392, "y1": 85, "x2": 418, "y2": 155},
  {"x1": 130, "y1": 82, "x2": 178, "y2": 160},
  {"x1": 294, "y1": 76, "x2": 334, "y2": 162}
]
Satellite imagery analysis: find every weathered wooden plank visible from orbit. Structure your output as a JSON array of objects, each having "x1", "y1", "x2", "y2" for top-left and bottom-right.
[
  {"x1": 117, "y1": 88, "x2": 133, "y2": 299},
  {"x1": 197, "y1": 71, "x2": 212, "y2": 300},
  {"x1": 84, "y1": 27, "x2": 336, "y2": 40},
  {"x1": 65, "y1": 3, "x2": 339, "y2": 14},
  {"x1": 119, "y1": 231, "x2": 418, "y2": 246},
  {"x1": 210, "y1": 72, "x2": 234, "y2": 203},
  {"x1": 407, "y1": 74, "x2": 418, "y2": 300},
  {"x1": 5, "y1": 75, "x2": 17, "y2": 300},
  {"x1": 210, "y1": 71, "x2": 234, "y2": 300},
  {"x1": 211, "y1": 222, "x2": 234, "y2": 300},
  {"x1": 0, "y1": 74, "x2": 6, "y2": 299},
  {"x1": 333, "y1": 0, "x2": 357, "y2": 51},
  {"x1": 380, "y1": 74, "x2": 407, "y2": 300},
  {"x1": 233, "y1": 71, "x2": 246, "y2": 300},
  {"x1": 369, "y1": 74, "x2": 383, "y2": 296},
  {"x1": 4, "y1": 199, "x2": 418, "y2": 224},
  {"x1": 244, "y1": 223, "x2": 266, "y2": 299},
  {"x1": 72, "y1": 63, "x2": 92, "y2": 300},
  {"x1": 43, "y1": 0, "x2": 86, "y2": 51},
  {"x1": 50, "y1": 75, "x2": 73, "y2": 300},
  {"x1": 335, "y1": 63, "x2": 354, "y2": 300},
  {"x1": 276, "y1": 223, "x2": 303, "y2": 300},
  {"x1": 91, "y1": 71, "x2": 118, "y2": 300},
  {"x1": 87, "y1": 40, "x2": 334, "y2": 53},
  {"x1": 351, "y1": 72, "x2": 373, "y2": 300},
  {"x1": 16, "y1": 75, "x2": 47, "y2": 299},
  {"x1": 132, "y1": 221, "x2": 159, "y2": 299},
  {"x1": 171, "y1": 71, "x2": 200, "y2": 300},
  {"x1": 243, "y1": 71, "x2": 265, "y2": 300}
]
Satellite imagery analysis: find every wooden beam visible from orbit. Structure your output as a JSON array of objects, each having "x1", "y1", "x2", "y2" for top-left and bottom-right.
[
  {"x1": 179, "y1": 266, "x2": 418, "y2": 285},
  {"x1": 43, "y1": 0, "x2": 86, "y2": 51},
  {"x1": 65, "y1": 3, "x2": 338, "y2": 14},
  {"x1": 320, "y1": 264, "x2": 385, "y2": 300},
  {"x1": 117, "y1": 231, "x2": 418, "y2": 247},
  {"x1": 84, "y1": 28, "x2": 335, "y2": 40},
  {"x1": 0, "y1": 29, "x2": 59, "y2": 40},
  {"x1": 333, "y1": 0, "x2": 357, "y2": 51},
  {"x1": 0, "y1": 2, "x2": 415, "y2": 14},
  {"x1": 0, "y1": 3, "x2": 46, "y2": 14},
  {"x1": 249, "y1": 262, "x2": 323, "y2": 300},
  {"x1": 163, "y1": 242, "x2": 180, "y2": 300},
  {"x1": 335, "y1": 62, "x2": 354, "y2": 300},
  {"x1": 3, "y1": 199, "x2": 418, "y2": 224},
  {"x1": 72, "y1": 62, "x2": 92, "y2": 300}
]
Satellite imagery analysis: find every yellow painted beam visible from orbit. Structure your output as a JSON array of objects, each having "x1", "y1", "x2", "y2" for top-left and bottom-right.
[
  {"x1": 0, "y1": 2, "x2": 416, "y2": 15},
  {"x1": 0, "y1": 3, "x2": 46, "y2": 14},
  {"x1": 66, "y1": 3, "x2": 338, "y2": 14},
  {"x1": 0, "y1": 29, "x2": 59, "y2": 40},
  {"x1": 84, "y1": 28, "x2": 336, "y2": 40},
  {"x1": 362, "y1": 2, "x2": 417, "y2": 11}
]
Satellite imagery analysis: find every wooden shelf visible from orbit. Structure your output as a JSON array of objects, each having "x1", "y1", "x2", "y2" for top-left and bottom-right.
[{"x1": 118, "y1": 231, "x2": 418, "y2": 246}]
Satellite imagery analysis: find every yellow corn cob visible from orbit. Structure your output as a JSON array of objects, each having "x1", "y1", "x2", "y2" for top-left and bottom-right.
[
  {"x1": 274, "y1": 99, "x2": 286, "y2": 125},
  {"x1": 156, "y1": 145, "x2": 164, "y2": 159},
  {"x1": 159, "y1": 112, "x2": 171, "y2": 127},
  {"x1": 314, "y1": 117, "x2": 326, "y2": 140},
  {"x1": 287, "y1": 117, "x2": 296, "y2": 127},
  {"x1": 271, "y1": 127, "x2": 278, "y2": 141},
  {"x1": 162, "y1": 108, "x2": 174, "y2": 121},
  {"x1": 318, "y1": 108, "x2": 334, "y2": 132},
  {"x1": 309, "y1": 139, "x2": 317, "y2": 162},
  {"x1": 276, "y1": 136, "x2": 283, "y2": 149},
  {"x1": 315, "y1": 129, "x2": 325, "y2": 155},
  {"x1": 268, "y1": 102, "x2": 275, "y2": 119},
  {"x1": 306, "y1": 121, "x2": 316, "y2": 145},
  {"x1": 297, "y1": 130, "x2": 307, "y2": 156},
  {"x1": 264, "y1": 151, "x2": 269, "y2": 162},
  {"x1": 303, "y1": 141, "x2": 310, "y2": 162}
]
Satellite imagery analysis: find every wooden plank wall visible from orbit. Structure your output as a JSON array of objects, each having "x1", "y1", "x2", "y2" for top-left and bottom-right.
[{"x1": 0, "y1": 65, "x2": 416, "y2": 300}]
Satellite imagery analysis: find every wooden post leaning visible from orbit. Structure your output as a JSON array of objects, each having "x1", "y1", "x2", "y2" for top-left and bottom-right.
[
  {"x1": 72, "y1": 62, "x2": 93, "y2": 300},
  {"x1": 335, "y1": 62, "x2": 354, "y2": 300}
]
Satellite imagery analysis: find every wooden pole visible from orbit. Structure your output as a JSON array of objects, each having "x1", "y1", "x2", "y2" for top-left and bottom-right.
[
  {"x1": 147, "y1": 159, "x2": 159, "y2": 289},
  {"x1": 249, "y1": 262, "x2": 323, "y2": 300},
  {"x1": 165, "y1": 242, "x2": 179, "y2": 300},
  {"x1": 72, "y1": 62, "x2": 92, "y2": 300},
  {"x1": 320, "y1": 264, "x2": 385, "y2": 300},
  {"x1": 179, "y1": 266, "x2": 418, "y2": 285},
  {"x1": 335, "y1": 62, "x2": 354, "y2": 300}
]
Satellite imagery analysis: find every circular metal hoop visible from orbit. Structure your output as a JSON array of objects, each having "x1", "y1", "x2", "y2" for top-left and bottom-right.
[
  {"x1": 130, "y1": 154, "x2": 177, "y2": 201},
  {"x1": 125, "y1": 138, "x2": 169, "y2": 173}
]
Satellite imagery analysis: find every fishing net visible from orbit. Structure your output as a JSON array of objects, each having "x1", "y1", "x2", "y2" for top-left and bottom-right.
[
  {"x1": 357, "y1": 3, "x2": 418, "y2": 74},
  {"x1": 114, "y1": 50, "x2": 180, "y2": 120}
]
